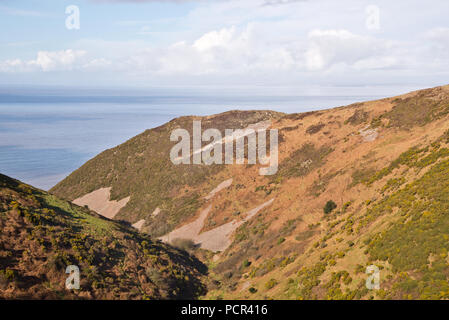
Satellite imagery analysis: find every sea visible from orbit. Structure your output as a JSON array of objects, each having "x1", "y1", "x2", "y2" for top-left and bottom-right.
[{"x1": 0, "y1": 88, "x2": 386, "y2": 190}]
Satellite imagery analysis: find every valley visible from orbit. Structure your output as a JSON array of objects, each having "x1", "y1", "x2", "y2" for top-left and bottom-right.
[{"x1": 3, "y1": 85, "x2": 449, "y2": 299}]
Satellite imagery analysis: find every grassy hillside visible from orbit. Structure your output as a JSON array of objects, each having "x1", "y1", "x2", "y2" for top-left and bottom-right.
[
  {"x1": 51, "y1": 85, "x2": 449, "y2": 300},
  {"x1": 0, "y1": 173, "x2": 206, "y2": 299},
  {"x1": 51, "y1": 110, "x2": 282, "y2": 237}
]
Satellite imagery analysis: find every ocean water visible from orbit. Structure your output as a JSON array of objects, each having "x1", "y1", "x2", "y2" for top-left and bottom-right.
[{"x1": 0, "y1": 93, "x2": 379, "y2": 190}]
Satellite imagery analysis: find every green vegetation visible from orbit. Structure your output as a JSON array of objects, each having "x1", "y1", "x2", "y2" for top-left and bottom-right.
[
  {"x1": 265, "y1": 278, "x2": 278, "y2": 290},
  {"x1": 365, "y1": 157, "x2": 449, "y2": 299},
  {"x1": 241, "y1": 259, "x2": 251, "y2": 268},
  {"x1": 381, "y1": 177, "x2": 406, "y2": 193},
  {"x1": 277, "y1": 237, "x2": 285, "y2": 245},
  {"x1": 285, "y1": 262, "x2": 327, "y2": 299},
  {"x1": 0, "y1": 174, "x2": 206, "y2": 300},
  {"x1": 323, "y1": 200, "x2": 337, "y2": 214},
  {"x1": 280, "y1": 218, "x2": 301, "y2": 236},
  {"x1": 247, "y1": 255, "x2": 297, "y2": 280},
  {"x1": 360, "y1": 144, "x2": 449, "y2": 186},
  {"x1": 234, "y1": 216, "x2": 269, "y2": 243}
]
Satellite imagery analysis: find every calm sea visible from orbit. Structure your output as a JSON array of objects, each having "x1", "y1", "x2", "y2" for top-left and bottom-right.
[{"x1": 0, "y1": 92, "x2": 380, "y2": 190}]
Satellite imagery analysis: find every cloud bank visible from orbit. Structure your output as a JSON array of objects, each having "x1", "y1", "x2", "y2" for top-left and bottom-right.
[{"x1": 1, "y1": 0, "x2": 449, "y2": 88}]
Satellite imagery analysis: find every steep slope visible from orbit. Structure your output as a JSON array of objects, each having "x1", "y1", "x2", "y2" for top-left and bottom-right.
[
  {"x1": 0, "y1": 174, "x2": 206, "y2": 299},
  {"x1": 52, "y1": 85, "x2": 449, "y2": 300},
  {"x1": 51, "y1": 110, "x2": 283, "y2": 236}
]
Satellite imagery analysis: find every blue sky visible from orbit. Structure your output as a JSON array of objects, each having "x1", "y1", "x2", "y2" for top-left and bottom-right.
[{"x1": 1, "y1": 0, "x2": 449, "y2": 94}]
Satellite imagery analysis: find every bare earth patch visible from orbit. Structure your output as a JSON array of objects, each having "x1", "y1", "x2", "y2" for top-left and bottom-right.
[
  {"x1": 73, "y1": 187, "x2": 130, "y2": 219},
  {"x1": 205, "y1": 179, "x2": 233, "y2": 200},
  {"x1": 132, "y1": 219, "x2": 145, "y2": 230},
  {"x1": 160, "y1": 198, "x2": 274, "y2": 252},
  {"x1": 159, "y1": 205, "x2": 212, "y2": 243},
  {"x1": 359, "y1": 125, "x2": 379, "y2": 142},
  {"x1": 240, "y1": 281, "x2": 251, "y2": 292},
  {"x1": 152, "y1": 207, "x2": 161, "y2": 217}
]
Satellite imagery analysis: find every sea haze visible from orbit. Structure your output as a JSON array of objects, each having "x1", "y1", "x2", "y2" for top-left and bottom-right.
[{"x1": 0, "y1": 88, "x2": 380, "y2": 190}]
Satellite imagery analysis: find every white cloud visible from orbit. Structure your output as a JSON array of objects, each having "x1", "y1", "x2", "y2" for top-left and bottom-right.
[
  {"x1": 0, "y1": 50, "x2": 88, "y2": 72},
  {"x1": 0, "y1": 25, "x2": 423, "y2": 79},
  {"x1": 2, "y1": 0, "x2": 449, "y2": 88},
  {"x1": 32, "y1": 50, "x2": 87, "y2": 71},
  {"x1": 117, "y1": 25, "x2": 409, "y2": 77},
  {"x1": 305, "y1": 29, "x2": 392, "y2": 71},
  {"x1": 193, "y1": 27, "x2": 236, "y2": 51}
]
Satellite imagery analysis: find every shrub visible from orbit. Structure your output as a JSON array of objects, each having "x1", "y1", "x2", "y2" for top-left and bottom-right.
[
  {"x1": 241, "y1": 259, "x2": 251, "y2": 268},
  {"x1": 1, "y1": 268, "x2": 16, "y2": 281},
  {"x1": 248, "y1": 287, "x2": 257, "y2": 294},
  {"x1": 306, "y1": 123, "x2": 325, "y2": 135},
  {"x1": 295, "y1": 230, "x2": 315, "y2": 241},
  {"x1": 323, "y1": 200, "x2": 337, "y2": 214},
  {"x1": 342, "y1": 201, "x2": 352, "y2": 212},
  {"x1": 265, "y1": 278, "x2": 278, "y2": 290},
  {"x1": 277, "y1": 237, "x2": 286, "y2": 245}
]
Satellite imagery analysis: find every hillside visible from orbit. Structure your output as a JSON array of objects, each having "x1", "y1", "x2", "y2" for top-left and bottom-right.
[
  {"x1": 51, "y1": 110, "x2": 283, "y2": 236},
  {"x1": 51, "y1": 84, "x2": 449, "y2": 300},
  {"x1": 0, "y1": 173, "x2": 206, "y2": 299}
]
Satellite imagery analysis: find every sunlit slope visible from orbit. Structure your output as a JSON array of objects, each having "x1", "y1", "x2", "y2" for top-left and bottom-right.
[{"x1": 51, "y1": 110, "x2": 283, "y2": 236}]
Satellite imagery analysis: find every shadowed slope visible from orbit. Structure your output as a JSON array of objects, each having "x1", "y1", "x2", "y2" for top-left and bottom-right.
[{"x1": 0, "y1": 173, "x2": 207, "y2": 299}]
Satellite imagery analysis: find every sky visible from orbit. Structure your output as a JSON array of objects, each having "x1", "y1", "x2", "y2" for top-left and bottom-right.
[{"x1": 1, "y1": 0, "x2": 449, "y2": 94}]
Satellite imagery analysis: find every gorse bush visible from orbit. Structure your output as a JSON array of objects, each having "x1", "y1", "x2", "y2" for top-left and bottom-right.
[
  {"x1": 265, "y1": 278, "x2": 278, "y2": 290},
  {"x1": 241, "y1": 259, "x2": 251, "y2": 268},
  {"x1": 364, "y1": 148, "x2": 449, "y2": 298}
]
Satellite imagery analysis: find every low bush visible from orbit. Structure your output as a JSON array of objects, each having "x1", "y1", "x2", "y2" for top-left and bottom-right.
[
  {"x1": 265, "y1": 278, "x2": 278, "y2": 290},
  {"x1": 323, "y1": 200, "x2": 337, "y2": 214}
]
